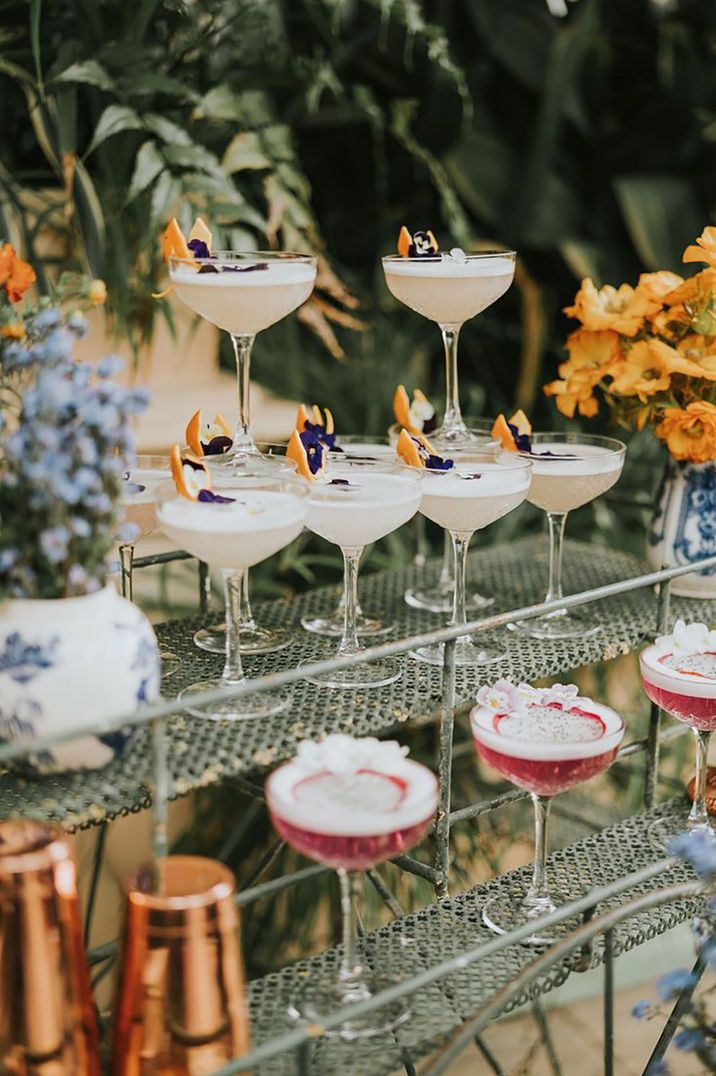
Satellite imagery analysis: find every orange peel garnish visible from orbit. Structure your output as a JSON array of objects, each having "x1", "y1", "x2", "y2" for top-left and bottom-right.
[
  {"x1": 188, "y1": 216, "x2": 212, "y2": 252},
  {"x1": 287, "y1": 428, "x2": 327, "y2": 481},
  {"x1": 161, "y1": 218, "x2": 192, "y2": 262},
  {"x1": 491, "y1": 410, "x2": 532, "y2": 451},
  {"x1": 396, "y1": 429, "x2": 437, "y2": 468},
  {"x1": 170, "y1": 444, "x2": 212, "y2": 500},
  {"x1": 185, "y1": 409, "x2": 232, "y2": 457},
  {"x1": 397, "y1": 226, "x2": 412, "y2": 258},
  {"x1": 296, "y1": 403, "x2": 334, "y2": 436}
]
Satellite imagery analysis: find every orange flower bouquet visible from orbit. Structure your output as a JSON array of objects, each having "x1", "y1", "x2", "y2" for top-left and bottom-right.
[{"x1": 544, "y1": 226, "x2": 716, "y2": 463}]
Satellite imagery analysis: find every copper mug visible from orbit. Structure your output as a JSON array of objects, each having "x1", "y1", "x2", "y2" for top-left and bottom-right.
[
  {"x1": 112, "y1": 856, "x2": 251, "y2": 1075},
  {"x1": 0, "y1": 819, "x2": 100, "y2": 1075}
]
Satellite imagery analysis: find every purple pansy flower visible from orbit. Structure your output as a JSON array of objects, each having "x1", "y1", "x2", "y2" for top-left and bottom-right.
[
  {"x1": 197, "y1": 490, "x2": 236, "y2": 504},
  {"x1": 299, "y1": 429, "x2": 325, "y2": 475}
]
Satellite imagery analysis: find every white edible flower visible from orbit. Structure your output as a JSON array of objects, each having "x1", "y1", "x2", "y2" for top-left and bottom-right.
[
  {"x1": 408, "y1": 398, "x2": 435, "y2": 431},
  {"x1": 536, "y1": 682, "x2": 586, "y2": 707},
  {"x1": 655, "y1": 619, "x2": 716, "y2": 656},
  {"x1": 476, "y1": 678, "x2": 533, "y2": 714},
  {"x1": 295, "y1": 734, "x2": 409, "y2": 776}
]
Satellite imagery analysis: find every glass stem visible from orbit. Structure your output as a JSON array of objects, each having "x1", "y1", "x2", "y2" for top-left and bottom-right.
[
  {"x1": 222, "y1": 568, "x2": 246, "y2": 683},
  {"x1": 544, "y1": 512, "x2": 568, "y2": 605},
  {"x1": 440, "y1": 323, "x2": 466, "y2": 435},
  {"x1": 338, "y1": 547, "x2": 363, "y2": 656},
  {"x1": 240, "y1": 568, "x2": 257, "y2": 631},
  {"x1": 450, "y1": 532, "x2": 473, "y2": 627},
  {"x1": 118, "y1": 544, "x2": 134, "y2": 602},
  {"x1": 689, "y1": 729, "x2": 712, "y2": 828},
  {"x1": 230, "y1": 333, "x2": 256, "y2": 453},
  {"x1": 337, "y1": 868, "x2": 363, "y2": 986},
  {"x1": 526, "y1": 794, "x2": 553, "y2": 907},
  {"x1": 439, "y1": 529, "x2": 452, "y2": 591}
]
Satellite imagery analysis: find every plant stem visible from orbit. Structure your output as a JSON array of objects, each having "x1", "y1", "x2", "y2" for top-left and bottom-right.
[
  {"x1": 440, "y1": 324, "x2": 467, "y2": 438},
  {"x1": 222, "y1": 567, "x2": 245, "y2": 683},
  {"x1": 544, "y1": 512, "x2": 568, "y2": 604},
  {"x1": 338, "y1": 547, "x2": 363, "y2": 656},
  {"x1": 689, "y1": 729, "x2": 712, "y2": 829},
  {"x1": 230, "y1": 333, "x2": 256, "y2": 453}
]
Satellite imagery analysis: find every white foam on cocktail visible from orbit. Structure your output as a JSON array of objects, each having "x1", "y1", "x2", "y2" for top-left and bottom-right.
[
  {"x1": 266, "y1": 758, "x2": 438, "y2": 836},
  {"x1": 470, "y1": 697, "x2": 624, "y2": 761},
  {"x1": 169, "y1": 261, "x2": 316, "y2": 335},
  {"x1": 383, "y1": 256, "x2": 515, "y2": 279},
  {"x1": 418, "y1": 461, "x2": 530, "y2": 533},
  {"x1": 157, "y1": 491, "x2": 306, "y2": 569},
  {"x1": 523, "y1": 443, "x2": 623, "y2": 477},
  {"x1": 331, "y1": 440, "x2": 395, "y2": 460},
  {"x1": 640, "y1": 642, "x2": 716, "y2": 698},
  {"x1": 305, "y1": 471, "x2": 421, "y2": 548}
]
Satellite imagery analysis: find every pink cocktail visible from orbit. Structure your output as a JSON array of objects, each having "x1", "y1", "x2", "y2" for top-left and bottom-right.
[
  {"x1": 470, "y1": 680, "x2": 624, "y2": 943},
  {"x1": 640, "y1": 620, "x2": 716, "y2": 835},
  {"x1": 266, "y1": 734, "x2": 438, "y2": 1036}
]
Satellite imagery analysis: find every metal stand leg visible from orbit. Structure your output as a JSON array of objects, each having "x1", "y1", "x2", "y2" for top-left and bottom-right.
[{"x1": 435, "y1": 637, "x2": 456, "y2": 899}]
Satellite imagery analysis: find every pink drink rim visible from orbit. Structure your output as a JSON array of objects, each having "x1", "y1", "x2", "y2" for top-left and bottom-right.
[
  {"x1": 640, "y1": 645, "x2": 716, "y2": 699},
  {"x1": 266, "y1": 759, "x2": 438, "y2": 837},
  {"x1": 469, "y1": 698, "x2": 625, "y2": 761}
]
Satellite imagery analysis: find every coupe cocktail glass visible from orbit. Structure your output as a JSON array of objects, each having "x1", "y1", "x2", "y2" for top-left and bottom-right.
[
  {"x1": 157, "y1": 474, "x2": 307, "y2": 719},
  {"x1": 169, "y1": 252, "x2": 316, "y2": 469},
  {"x1": 382, "y1": 252, "x2": 515, "y2": 450},
  {"x1": 266, "y1": 734, "x2": 438, "y2": 1037},
  {"x1": 120, "y1": 455, "x2": 179, "y2": 677},
  {"x1": 404, "y1": 420, "x2": 499, "y2": 614},
  {"x1": 301, "y1": 463, "x2": 422, "y2": 688},
  {"x1": 410, "y1": 453, "x2": 532, "y2": 666},
  {"x1": 302, "y1": 436, "x2": 398, "y2": 639},
  {"x1": 509, "y1": 432, "x2": 626, "y2": 640},
  {"x1": 640, "y1": 620, "x2": 716, "y2": 847},
  {"x1": 471, "y1": 681, "x2": 624, "y2": 944}
]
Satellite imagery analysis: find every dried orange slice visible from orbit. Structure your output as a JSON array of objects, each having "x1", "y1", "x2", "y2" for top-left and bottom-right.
[
  {"x1": 287, "y1": 428, "x2": 327, "y2": 480},
  {"x1": 185, "y1": 409, "x2": 232, "y2": 456},
  {"x1": 397, "y1": 226, "x2": 412, "y2": 258},
  {"x1": 393, "y1": 385, "x2": 411, "y2": 428},
  {"x1": 508, "y1": 409, "x2": 532, "y2": 437},
  {"x1": 491, "y1": 414, "x2": 517, "y2": 451},
  {"x1": 296, "y1": 403, "x2": 334, "y2": 435},
  {"x1": 188, "y1": 216, "x2": 212, "y2": 252},
  {"x1": 161, "y1": 218, "x2": 192, "y2": 262},
  {"x1": 396, "y1": 429, "x2": 424, "y2": 468},
  {"x1": 170, "y1": 445, "x2": 212, "y2": 500}
]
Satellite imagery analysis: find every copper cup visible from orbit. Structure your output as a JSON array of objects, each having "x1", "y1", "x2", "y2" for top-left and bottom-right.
[
  {"x1": 0, "y1": 819, "x2": 100, "y2": 1075},
  {"x1": 112, "y1": 856, "x2": 251, "y2": 1075}
]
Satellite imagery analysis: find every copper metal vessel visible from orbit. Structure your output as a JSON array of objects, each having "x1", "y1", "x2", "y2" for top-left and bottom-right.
[
  {"x1": 0, "y1": 818, "x2": 100, "y2": 1075},
  {"x1": 112, "y1": 855, "x2": 250, "y2": 1075}
]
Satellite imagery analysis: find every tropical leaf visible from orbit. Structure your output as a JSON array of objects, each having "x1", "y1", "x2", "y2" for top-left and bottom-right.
[
  {"x1": 613, "y1": 176, "x2": 703, "y2": 273},
  {"x1": 53, "y1": 59, "x2": 114, "y2": 92},
  {"x1": 85, "y1": 104, "x2": 142, "y2": 156},
  {"x1": 125, "y1": 140, "x2": 165, "y2": 204},
  {"x1": 222, "y1": 132, "x2": 272, "y2": 174}
]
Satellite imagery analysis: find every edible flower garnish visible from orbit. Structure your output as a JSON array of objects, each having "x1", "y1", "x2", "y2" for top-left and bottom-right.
[
  {"x1": 197, "y1": 489, "x2": 236, "y2": 504},
  {"x1": 397, "y1": 227, "x2": 439, "y2": 258},
  {"x1": 295, "y1": 733, "x2": 410, "y2": 777},
  {"x1": 655, "y1": 619, "x2": 716, "y2": 657},
  {"x1": 476, "y1": 679, "x2": 590, "y2": 715},
  {"x1": 330, "y1": 478, "x2": 351, "y2": 486},
  {"x1": 171, "y1": 444, "x2": 212, "y2": 500},
  {"x1": 287, "y1": 427, "x2": 328, "y2": 481},
  {"x1": 396, "y1": 429, "x2": 454, "y2": 471},
  {"x1": 296, "y1": 403, "x2": 336, "y2": 448},
  {"x1": 393, "y1": 384, "x2": 437, "y2": 435},
  {"x1": 492, "y1": 410, "x2": 532, "y2": 452},
  {"x1": 185, "y1": 409, "x2": 233, "y2": 457}
]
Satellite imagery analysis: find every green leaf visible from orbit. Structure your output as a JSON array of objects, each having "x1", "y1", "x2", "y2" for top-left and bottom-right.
[
  {"x1": 163, "y1": 143, "x2": 222, "y2": 173},
  {"x1": 192, "y1": 85, "x2": 244, "y2": 123},
  {"x1": 53, "y1": 60, "x2": 114, "y2": 92},
  {"x1": 85, "y1": 104, "x2": 142, "y2": 156},
  {"x1": 72, "y1": 158, "x2": 106, "y2": 275},
  {"x1": 222, "y1": 132, "x2": 271, "y2": 174},
  {"x1": 144, "y1": 112, "x2": 192, "y2": 146},
  {"x1": 613, "y1": 176, "x2": 702, "y2": 272},
  {"x1": 125, "y1": 140, "x2": 165, "y2": 204},
  {"x1": 150, "y1": 169, "x2": 180, "y2": 224}
]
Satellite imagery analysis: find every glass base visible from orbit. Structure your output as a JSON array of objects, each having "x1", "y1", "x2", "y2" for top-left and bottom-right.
[
  {"x1": 193, "y1": 623, "x2": 293, "y2": 655},
  {"x1": 508, "y1": 609, "x2": 601, "y2": 641},
  {"x1": 287, "y1": 973, "x2": 411, "y2": 1040},
  {"x1": 482, "y1": 887, "x2": 575, "y2": 947},
  {"x1": 648, "y1": 811, "x2": 716, "y2": 855},
  {"x1": 430, "y1": 423, "x2": 481, "y2": 452},
  {"x1": 205, "y1": 444, "x2": 287, "y2": 476},
  {"x1": 178, "y1": 678, "x2": 291, "y2": 720},
  {"x1": 410, "y1": 636, "x2": 505, "y2": 667},
  {"x1": 160, "y1": 649, "x2": 180, "y2": 678},
  {"x1": 301, "y1": 609, "x2": 394, "y2": 638},
  {"x1": 404, "y1": 584, "x2": 494, "y2": 615},
  {"x1": 300, "y1": 656, "x2": 402, "y2": 690}
]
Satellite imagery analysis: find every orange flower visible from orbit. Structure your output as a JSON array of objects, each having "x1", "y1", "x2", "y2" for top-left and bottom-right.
[
  {"x1": 636, "y1": 270, "x2": 684, "y2": 304},
  {"x1": 663, "y1": 268, "x2": 716, "y2": 307},
  {"x1": 564, "y1": 277, "x2": 655, "y2": 337},
  {"x1": 1, "y1": 322, "x2": 25, "y2": 340},
  {"x1": 610, "y1": 340, "x2": 677, "y2": 401},
  {"x1": 0, "y1": 243, "x2": 36, "y2": 303},
  {"x1": 683, "y1": 226, "x2": 716, "y2": 270},
  {"x1": 544, "y1": 378, "x2": 599, "y2": 419},
  {"x1": 675, "y1": 335, "x2": 716, "y2": 379},
  {"x1": 558, "y1": 328, "x2": 622, "y2": 379},
  {"x1": 656, "y1": 400, "x2": 716, "y2": 463}
]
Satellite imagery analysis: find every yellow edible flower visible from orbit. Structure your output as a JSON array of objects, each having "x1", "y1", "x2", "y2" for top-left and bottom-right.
[
  {"x1": 683, "y1": 226, "x2": 716, "y2": 270},
  {"x1": 656, "y1": 400, "x2": 716, "y2": 463},
  {"x1": 636, "y1": 270, "x2": 684, "y2": 304},
  {"x1": 610, "y1": 340, "x2": 678, "y2": 401},
  {"x1": 543, "y1": 378, "x2": 599, "y2": 419},
  {"x1": 564, "y1": 277, "x2": 656, "y2": 337},
  {"x1": 88, "y1": 278, "x2": 107, "y2": 305},
  {"x1": 1, "y1": 322, "x2": 25, "y2": 340}
]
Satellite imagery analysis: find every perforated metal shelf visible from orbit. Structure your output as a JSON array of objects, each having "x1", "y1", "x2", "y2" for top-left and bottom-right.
[
  {"x1": 245, "y1": 802, "x2": 704, "y2": 1075},
  {"x1": 0, "y1": 538, "x2": 711, "y2": 829}
]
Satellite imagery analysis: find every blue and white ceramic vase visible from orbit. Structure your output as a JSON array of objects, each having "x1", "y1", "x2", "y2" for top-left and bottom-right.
[
  {"x1": 647, "y1": 457, "x2": 716, "y2": 598},
  {"x1": 0, "y1": 585, "x2": 160, "y2": 773}
]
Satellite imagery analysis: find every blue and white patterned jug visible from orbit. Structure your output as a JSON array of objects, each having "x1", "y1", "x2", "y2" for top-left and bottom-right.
[{"x1": 647, "y1": 457, "x2": 716, "y2": 598}]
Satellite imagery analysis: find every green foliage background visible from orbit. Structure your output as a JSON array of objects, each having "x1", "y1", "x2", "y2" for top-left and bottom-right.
[{"x1": 2, "y1": 0, "x2": 716, "y2": 981}]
